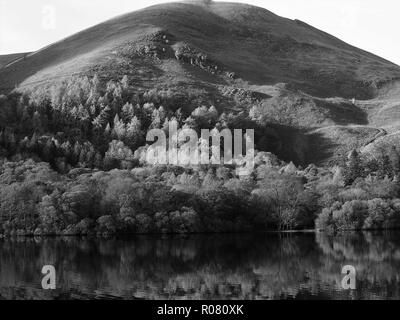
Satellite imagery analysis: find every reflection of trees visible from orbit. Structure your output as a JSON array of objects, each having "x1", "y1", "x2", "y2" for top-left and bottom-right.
[
  {"x1": 1, "y1": 233, "x2": 400, "y2": 300},
  {"x1": 315, "y1": 232, "x2": 400, "y2": 299}
]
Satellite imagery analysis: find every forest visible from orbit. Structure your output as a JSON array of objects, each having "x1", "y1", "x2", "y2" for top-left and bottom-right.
[{"x1": 1, "y1": 75, "x2": 400, "y2": 236}]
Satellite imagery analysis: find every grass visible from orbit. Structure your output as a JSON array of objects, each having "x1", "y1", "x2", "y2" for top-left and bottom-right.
[
  {"x1": 0, "y1": 53, "x2": 29, "y2": 69},
  {"x1": 309, "y1": 126, "x2": 381, "y2": 165}
]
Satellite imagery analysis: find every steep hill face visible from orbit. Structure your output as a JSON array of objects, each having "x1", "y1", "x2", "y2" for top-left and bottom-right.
[
  {"x1": 1, "y1": 0, "x2": 400, "y2": 165},
  {"x1": 1, "y1": 1, "x2": 399, "y2": 97}
]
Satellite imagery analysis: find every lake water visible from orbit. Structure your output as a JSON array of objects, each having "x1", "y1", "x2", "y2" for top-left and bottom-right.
[{"x1": 1, "y1": 232, "x2": 400, "y2": 300}]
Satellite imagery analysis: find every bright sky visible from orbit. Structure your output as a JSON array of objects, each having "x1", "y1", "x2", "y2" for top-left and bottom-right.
[{"x1": 0, "y1": 0, "x2": 399, "y2": 65}]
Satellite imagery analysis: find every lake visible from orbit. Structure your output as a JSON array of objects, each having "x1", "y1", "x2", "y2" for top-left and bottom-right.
[{"x1": 1, "y1": 232, "x2": 400, "y2": 300}]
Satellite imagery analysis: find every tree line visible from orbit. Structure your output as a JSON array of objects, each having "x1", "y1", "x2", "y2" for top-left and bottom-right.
[{"x1": 1, "y1": 75, "x2": 400, "y2": 235}]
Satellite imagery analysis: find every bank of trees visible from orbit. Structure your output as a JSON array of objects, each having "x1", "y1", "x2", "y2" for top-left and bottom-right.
[
  {"x1": 0, "y1": 75, "x2": 269, "y2": 174},
  {"x1": 0, "y1": 149, "x2": 399, "y2": 236},
  {"x1": 0, "y1": 150, "x2": 314, "y2": 235},
  {"x1": 1, "y1": 75, "x2": 400, "y2": 235},
  {"x1": 311, "y1": 147, "x2": 400, "y2": 232}
]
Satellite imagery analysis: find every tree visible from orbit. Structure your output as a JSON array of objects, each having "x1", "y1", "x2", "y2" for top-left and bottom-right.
[
  {"x1": 345, "y1": 150, "x2": 362, "y2": 185},
  {"x1": 73, "y1": 142, "x2": 82, "y2": 163},
  {"x1": 104, "y1": 140, "x2": 135, "y2": 170},
  {"x1": 377, "y1": 153, "x2": 392, "y2": 179},
  {"x1": 122, "y1": 103, "x2": 135, "y2": 122},
  {"x1": 94, "y1": 152, "x2": 103, "y2": 169},
  {"x1": 364, "y1": 198, "x2": 393, "y2": 230},
  {"x1": 150, "y1": 109, "x2": 163, "y2": 129},
  {"x1": 92, "y1": 74, "x2": 101, "y2": 91},
  {"x1": 85, "y1": 147, "x2": 95, "y2": 167},
  {"x1": 126, "y1": 116, "x2": 143, "y2": 148},
  {"x1": 79, "y1": 149, "x2": 87, "y2": 166},
  {"x1": 121, "y1": 75, "x2": 129, "y2": 91},
  {"x1": 20, "y1": 106, "x2": 33, "y2": 132},
  {"x1": 105, "y1": 123, "x2": 111, "y2": 136},
  {"x1": 32, "y1": 111, "x2": 43, "y2": 133},
  {"x1": 38, "y1": 194, "x2": 62, "y2": 235},
  {"x1": 208, "y1": 106, "x2": 219, "y2": 123},
  {"x1": 175, "y1": 109, "x2": 184, "y2": 123},
  {"x1": 95, "y1": 105, "x2": 112, "y2": 128},
  {"x1": 389, "y1": 146, "x2": 400, "y2": 176},
  {"x1": 112, "y1": 114, "x2": 126, "y2": 140},
  {"x1": 97, "y1": 215, "x2": 116, "y2": 235},
  {"x1": 42, "y1": 139, "x2": 56, "y2": 164},
  {"x1": 28, "y1": 133, "x2": 39, "y2": 153},
  {"x1": 333, "y1": 200, "x2": 368, "y2": 231},
  {"x1": 257, "y1": 173, "x2": 307, "y2": 230}
]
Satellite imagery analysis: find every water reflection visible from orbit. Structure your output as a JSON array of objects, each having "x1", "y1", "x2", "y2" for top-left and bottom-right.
[{"x1": 1, "y1": 232, "x2": 400, "y2": 300}]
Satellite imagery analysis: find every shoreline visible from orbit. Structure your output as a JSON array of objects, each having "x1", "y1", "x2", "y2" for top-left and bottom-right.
[{"x1": 2, "y1": 228, "x2": 400, "y2": 239}]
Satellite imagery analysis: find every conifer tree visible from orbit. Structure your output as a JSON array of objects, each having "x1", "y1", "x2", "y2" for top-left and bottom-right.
[
  {"x1": 345, "y1": 149, "x2": 362, "y2": 185},
  {"x1": 126, "y1": 116, "x2": 143, "y2": 149},
  {"x1": 121, "y1": 75, "x2": 129, "y2": 91},
  {"x1": 94, "y1": 152, "x2": 103, "y2": 169},
  {"x1": 112, "y1": 114, "x2": 126, "y2": 140},
  {"x1": 389, "y1": 146, "x2": 400, "y2": 176},
  {"x1": 32, "y1": 111, "x2": 42, "y2": 133}
]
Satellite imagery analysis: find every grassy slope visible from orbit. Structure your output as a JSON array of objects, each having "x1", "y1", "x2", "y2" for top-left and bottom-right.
[
  {"x1": 0, "y1": 53, "x2": 29, "y2": 69},
  {"x1": 1, "y1": 1, "x2": 400, "y2": 164},
  {"x1": 1, "y1": 1, "x2": 399, "y2": 95}
]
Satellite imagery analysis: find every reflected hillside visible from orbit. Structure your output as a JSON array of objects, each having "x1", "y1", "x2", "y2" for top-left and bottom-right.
[{"x1": 1, "y1": 233, "x2": 400, "y2": 300}]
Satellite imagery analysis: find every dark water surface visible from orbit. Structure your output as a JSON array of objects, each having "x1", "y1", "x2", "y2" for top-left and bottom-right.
[{"x1": 1, "y1": 232, "x2": 400, "y2": 300}]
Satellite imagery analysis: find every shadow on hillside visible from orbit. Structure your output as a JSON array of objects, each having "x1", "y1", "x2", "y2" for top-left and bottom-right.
[
  {"x1": 256, "y1": 124, "x2": 337, "y2": 166},
  {"x1": 316, "y1": 100, "x2": 369, "y2": 126},
  {"x1": 305, "y1": 130, "x2": 341, "y2": 166}
]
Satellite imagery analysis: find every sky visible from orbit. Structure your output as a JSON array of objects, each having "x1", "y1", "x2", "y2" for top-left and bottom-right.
[{"x1": 0, "y1": 0, "x2": 399, "y2": 65}]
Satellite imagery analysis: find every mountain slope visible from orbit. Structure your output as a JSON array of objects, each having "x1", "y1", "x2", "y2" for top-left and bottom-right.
[
  {"x1": 1, "y1": 0, "x2": 400, "y2": 165},
  {"x1": 0, "y1": 53, "x2": 30, "y2": 69},
  {"x1": 1, "y1": 1, "x2": 399, "y2": 98}
]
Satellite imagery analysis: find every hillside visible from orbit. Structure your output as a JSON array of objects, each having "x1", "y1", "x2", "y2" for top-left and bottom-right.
[
  {"x1": 0, "y1": 53, "x2": 30, "y2": 69},
  {"x1": 1, "y1": 1, "x2": 399, "y2": 96},
  {"x1": 1, "y1": 0, "x2": 400, "y2": 164}
]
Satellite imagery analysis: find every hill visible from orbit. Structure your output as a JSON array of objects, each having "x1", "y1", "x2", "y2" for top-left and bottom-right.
[
  {"x1": 1, "y1": 0, "x2": 400, "y2": 165},
  {"x1": 1, "y1": 1, "x2": 399, "y2": 97}
]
